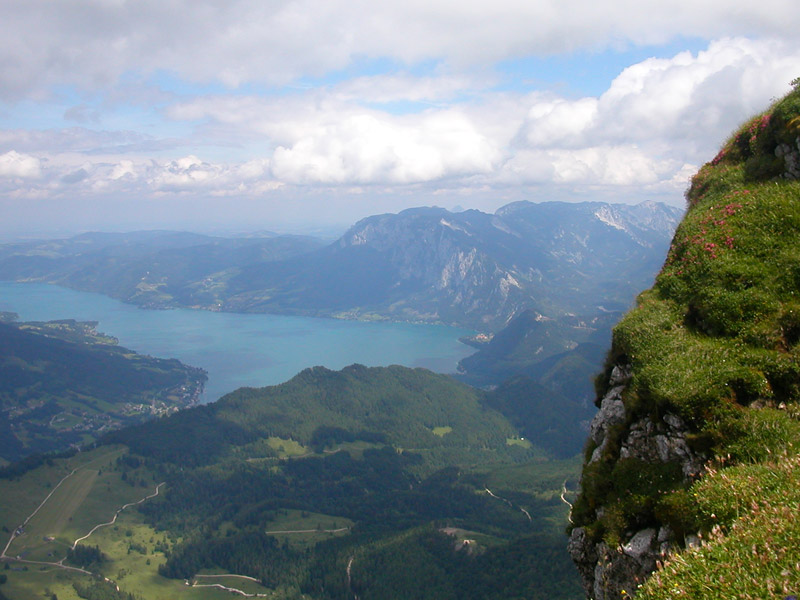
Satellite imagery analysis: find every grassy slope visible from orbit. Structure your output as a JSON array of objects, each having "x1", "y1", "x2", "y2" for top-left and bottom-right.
[
  {"x1": 575, "y1": 83, "x2": 800, "y2": 597},
  {"x1": 0, "y1": 438, "x2": 580, "y2": 600},
  {"x1": 0, "y1": 445, "x2": 277, "y2": 600}
]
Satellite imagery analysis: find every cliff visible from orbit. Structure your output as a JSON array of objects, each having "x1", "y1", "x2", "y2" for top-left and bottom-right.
[{"x1": 568, "y1": 81, "x2": 800, "y2": 599}]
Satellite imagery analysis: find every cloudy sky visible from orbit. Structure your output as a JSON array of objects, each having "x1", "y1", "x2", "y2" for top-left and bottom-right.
[{"x1": 1, "y1": 0, "x2": 799, "y2": 238}]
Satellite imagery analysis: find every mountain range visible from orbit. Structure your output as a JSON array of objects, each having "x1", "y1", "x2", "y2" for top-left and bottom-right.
[
  {"x1": 0, "y1": 199, "x2": 683, "y2": 599},
  {"x1": 0, "y1": 200, "x2": 681, "y2": 331}
]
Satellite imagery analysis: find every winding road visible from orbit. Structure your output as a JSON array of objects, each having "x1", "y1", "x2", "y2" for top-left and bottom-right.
[
  {"x1": 70, "y1": 482, "x2": 165, "y2": 549},
  {"x1": 560, "y1": 480, "x2": 574, "y2": 524},
  {"x1": 484, "y1": 487, "x2": 532, "y2": 523},
  {"x1": 1, "y1": 474, "x2": 165, "y2": 592}
]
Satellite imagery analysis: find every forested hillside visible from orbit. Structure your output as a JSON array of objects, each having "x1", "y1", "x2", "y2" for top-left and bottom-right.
[
  {"x1": 0, "y1": 315, "x2": 205, "y2": 465},
  {"x1": 0, "y1": 364, "x2": 585, "y2": 599}
]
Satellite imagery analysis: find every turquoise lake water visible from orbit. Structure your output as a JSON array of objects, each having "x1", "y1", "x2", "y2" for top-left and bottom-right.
[{"x1": 0, "y1": 282, "x2": 475, "y2": 402}]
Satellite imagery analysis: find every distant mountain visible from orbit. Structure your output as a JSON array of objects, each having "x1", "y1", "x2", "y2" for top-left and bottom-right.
[
  {"x1": 0, "y1": 202, "x2": 680, "y2": 330},
  {"x1": 455, "y1": 309, "x2": 613, "y2": 448},
  {"x1": 0, "y1": 315, "x2": 206, "y2": 465},
  {"x1": 0, "y1": 230, "x2": 326, "y2": 310},
  {"x1": 485, "y1": 375, "x2": 597, "y2": 458},
  {"x1": 457, "y1": 308, "x2": 618, "y2": 385},
  {"x1": 223, "y1": 201, "x2": 680, "y2": 328},
  {"x1": 76, "y1": 364, "x2": 583, "y2": 599},
  {"x1": 108, "y1": 363, "x2": 542, "y2": 472}
]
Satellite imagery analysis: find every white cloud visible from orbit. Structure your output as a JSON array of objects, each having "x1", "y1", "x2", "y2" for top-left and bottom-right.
[
  {"x1": 332, "y1": 73, "x2": 484, "y2": 105},
  {"x1": 271, "y1": 109, "x2": 500, "y2": 184},
  {"x1": 1, "y1": 34, "x2": 799, "y2": 223},
  {"x1": 0, "y1": 151, "x2": 42, "y2": 178},
  {"x1": 516, "y1": 96, "x2": 598, "y2": 148},
  {"x1": 2, "y1": 0, "x2": 800, "y2": 100},
  {"x1": 594, "y1": 37, "x2": 800, "y2": 147},
  {"x1": 505, "y1": 37, "x2": 800, "y2": 192}
]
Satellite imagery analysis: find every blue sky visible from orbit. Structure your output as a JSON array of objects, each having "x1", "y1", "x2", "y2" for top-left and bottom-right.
[{"x1": 0, "y1": 0, "x2": 798, "y2": 239}]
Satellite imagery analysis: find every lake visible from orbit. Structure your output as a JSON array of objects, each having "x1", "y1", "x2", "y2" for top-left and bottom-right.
[{"x1": 0, "y1": 282, "x2": 475, "y2": 402}]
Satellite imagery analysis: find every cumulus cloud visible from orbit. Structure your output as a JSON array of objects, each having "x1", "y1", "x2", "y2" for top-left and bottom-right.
[
  {"x1": 271, "y1": 110, "x2": 500, "y2": 184},
  {"x1": 1, "y1": 34, "x2": 798, "y2": 218},
  {"x1": 162, "y1": 37, "x2": 798, "y2": 193},
  {"x1": 594, "y1": 37, "x2": 800, "y2": 146},
  {"x1": 507, "y1": 37, "x2": 800, "y2": 192},
  {"x1": 0, "y1": 151, "x2": 42, "y2": 179}
]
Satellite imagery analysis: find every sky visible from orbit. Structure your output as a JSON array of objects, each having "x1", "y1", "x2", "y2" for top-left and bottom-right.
[{"x1": 1, "y1": 0, "x2": 799, "y2": 239}]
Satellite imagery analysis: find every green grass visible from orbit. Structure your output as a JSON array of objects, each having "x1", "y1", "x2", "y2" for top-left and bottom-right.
[
  {"x1": 0, "y1": 446, "x2": 127, "y2": 541},
  {"x1": 505, "y1": 436, "x2": 532, "y2": 449},
  {"x1": 573, "y1": 82, "x2": 800, "y2": 598},
  {"x1": 266, "y1": 436, "x2": 309, "y2": 457},
  {"x1": 431, "y1": 426, "x2": 452, "y2": 437},
  {"x1": 638, "y1": 452, "x2": 800, "y2": 599},
  {"x1": 3, "y1": 446, "x2": 160, "y2": 565},
  {"x1": 0, "y1": 446, "x2": 291, "y2": 600},
  {"x1": 9, "y1": 468, "x2": 98, "y2": 560},
  {"x1": 263, "y1": 509, "x2": 354, "y2": 550},
  {"x1": 479, "y1": 456, "x2": 581, "y2": 496}
]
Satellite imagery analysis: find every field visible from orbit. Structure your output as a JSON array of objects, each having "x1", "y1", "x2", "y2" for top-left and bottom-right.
[
  {"x1": 0, "y1": 446, "x2": 280, "y2": 600},
  {"x1": 263, "y1": 509, "x2": 355, "y2": 549}
]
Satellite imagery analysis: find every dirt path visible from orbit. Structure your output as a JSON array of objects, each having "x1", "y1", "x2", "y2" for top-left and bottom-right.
[
  {"x1": 1, "y1": 478, "x2": 166, "y2": 594},
  {"x1": 196, "y1": 574, "x2": 261, "y2": 583},
  {"x1": 346, "y1": 556, "x2": 359, "y2": 600},
  {"x1": 560, "y1": 480, "x2": 574, "y2": 524},
  {"x1": 190, "y1": 580, "x2": 269, "y2": 597},
  {"x1": 265, "y1": 527, "x2": 349, "y2": 534},
  {"x1": 1, "y1": 467, "x2": 79, "y2": 559},
  {"x1": 70, "y1": 481, "x2": 165, "y2": 549},
  {"x1": 484, "y1": 487, "x2": 532, "y2": 523},
  {"x1": 190, "y1": 571, "x2": 273, "y2": 597}
]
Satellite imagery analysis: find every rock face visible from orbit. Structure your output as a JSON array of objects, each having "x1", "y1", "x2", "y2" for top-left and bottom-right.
[
  {"x1": 329, "y1": 201, "x2": 681, "y2": 328},
  {"x1": 775, "y1": 135, "x2": 800, "y2": 180},
  {"x1": 568, "y1": 364, "x2": 706, "y2": 599}
]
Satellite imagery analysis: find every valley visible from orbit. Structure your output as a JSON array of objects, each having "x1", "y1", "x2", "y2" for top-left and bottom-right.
[
  {"x1": 0, "y1": 199, "x2": 680, "y2": 599},
  {"x1": 0, "y1": 400, "x2": 583, "y2": 600}
]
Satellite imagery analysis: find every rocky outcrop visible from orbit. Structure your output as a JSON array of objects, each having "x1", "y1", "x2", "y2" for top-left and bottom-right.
[
  {"x1": 775, "y1": 136, "x2": 800, "y2": 180},
  {"x1": 569, "y1": 364, "x2": 706, "y2": 599}
]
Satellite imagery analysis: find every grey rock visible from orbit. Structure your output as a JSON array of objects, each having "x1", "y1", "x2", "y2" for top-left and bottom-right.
[
  {"x1": 657, "y1": 526, "x2": 672, "y2": 544},
  {"x1": 568, "y1": 527, "x2": 599, "y2": 599},
  {"x1": 609, "y1": 364, "x2": 632, "y2": 387},
  {"x1": 590, "y1": 395, "x2": 626, "y2": 446},
  {"x1": 570, "y1": 363, "x2": 708, "y2": 598},
  {"x1": 623, "y1": 528, "x2": 657, "y2": 562}
]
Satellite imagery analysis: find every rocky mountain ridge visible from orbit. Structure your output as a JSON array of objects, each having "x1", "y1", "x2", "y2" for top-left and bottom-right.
[
  {"x1": 322, "y1": 200, "x2": 681, "y2": 328},
  {"x1": 568, "y1": 364, "x2": 706, "y2": 599},
  {"x1": 0, "y1": 201, "x2": 681, "y2": 331}
]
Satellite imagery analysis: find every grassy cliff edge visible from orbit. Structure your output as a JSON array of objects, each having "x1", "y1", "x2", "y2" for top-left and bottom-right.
[{"x1": 571, "y1": 80, "x2": 800, "y2": 599}]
